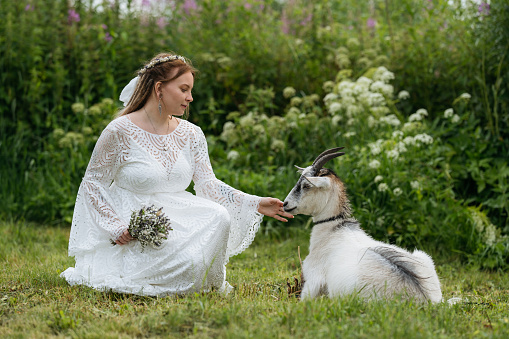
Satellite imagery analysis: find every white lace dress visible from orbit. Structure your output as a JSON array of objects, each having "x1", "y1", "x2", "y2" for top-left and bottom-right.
[{"x1": 60, "y1": 115, "x2": 263, "y2": 296}]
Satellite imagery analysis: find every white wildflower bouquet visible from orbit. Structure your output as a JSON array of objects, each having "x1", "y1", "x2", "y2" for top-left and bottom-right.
[{"x1": 111, "y1": 205, "x2": 172, "y2": 251}]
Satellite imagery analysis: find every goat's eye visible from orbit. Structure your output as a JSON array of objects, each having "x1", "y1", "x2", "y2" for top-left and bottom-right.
[{"x1": 302, "y1": 183, "x2": 312, "y2": 190}]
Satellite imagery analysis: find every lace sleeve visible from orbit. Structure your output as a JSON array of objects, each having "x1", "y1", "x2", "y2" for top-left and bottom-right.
[
  {"x1": 68, "y1": 123, "x2": 127, "y2": 256},
  {"x1": 190, "y1": 125, "x2": 263, "y2": 258}
]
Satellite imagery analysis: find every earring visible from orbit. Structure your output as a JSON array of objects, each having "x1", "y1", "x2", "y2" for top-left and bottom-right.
[{"x1": 158, "y1": 95, "x2": 162, "y2": 116}]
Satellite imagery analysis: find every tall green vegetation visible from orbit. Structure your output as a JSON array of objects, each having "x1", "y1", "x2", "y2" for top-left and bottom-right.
[{"x1": 0, "y1": 0, "x2": 507, "y2": 267}]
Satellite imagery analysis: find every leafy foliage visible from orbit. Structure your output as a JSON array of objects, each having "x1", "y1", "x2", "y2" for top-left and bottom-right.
[{"x1": 0, "y1": 0, "x2": 507, "y2": 267}]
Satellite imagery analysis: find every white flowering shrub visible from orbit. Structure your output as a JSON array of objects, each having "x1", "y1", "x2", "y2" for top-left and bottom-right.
[{"x1": 210, "y1": 66, "x2": 508, "y2": 268}]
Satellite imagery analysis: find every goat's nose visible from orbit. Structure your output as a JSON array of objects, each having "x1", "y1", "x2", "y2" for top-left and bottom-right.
[{"x1": 283, "y1": 201, "x2": 288, "y2": 207}]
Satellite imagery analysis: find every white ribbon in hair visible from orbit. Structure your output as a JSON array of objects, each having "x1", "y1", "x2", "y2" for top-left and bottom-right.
[{"x1": 119, "y1": 76, "x2": 139, "y2": 107}]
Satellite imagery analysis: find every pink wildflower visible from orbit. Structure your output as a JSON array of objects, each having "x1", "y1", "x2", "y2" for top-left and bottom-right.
[
  {"x1": 68, "y1": 9, "x2": 80, "y2": 24},
  {"x1": 478, "y1": 2, "x2": 490, "y2": 16},
  {"x1": 300, "y1": 13, "x2": 312, "y2": 26},
  {"x1": 183, "y1": 0, "x2": 197, "y2": 15},
  {"x1": 157, "y1": 17, "x2": 167, "y2": 29},
  {"x1": 281, "y1": 10, "x2": 290, "y2": 34},
  {"x1": 367, "y1": 18, "x2": 376, "y2": 29}
]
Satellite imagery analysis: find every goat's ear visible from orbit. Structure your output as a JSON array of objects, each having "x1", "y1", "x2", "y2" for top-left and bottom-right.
[
  {"x1": 294, "y1": 165, "x2": 306, "y2": 174},
  {"x1": 303, "y1": 176, "x2": 330, "y2": 189}
]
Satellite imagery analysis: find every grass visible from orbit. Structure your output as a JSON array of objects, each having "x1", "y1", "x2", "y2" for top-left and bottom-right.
[{"x1": 1, "y1": 221, "x2": 509, "y2": 338}]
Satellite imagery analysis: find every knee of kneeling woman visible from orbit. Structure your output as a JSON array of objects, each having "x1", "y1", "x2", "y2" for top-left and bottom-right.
[{"x1": 217, "y1": 205, "x2": 231, "y2": 231}]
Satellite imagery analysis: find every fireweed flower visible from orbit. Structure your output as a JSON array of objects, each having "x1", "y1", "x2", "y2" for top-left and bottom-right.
[
  {"x1": 157, "y1": 17, "x2": 168, "y2": 29},
  {"x1": 478, "y1": 2, "x2": 490, "y2": 16},
  {"x1": 68, "y1": 9, "x2": 80, "y2": 24},
  {"x1": 183, "y1": 0, "x2": 198, "y2": 15},
  {"x1": 300, "y1": 13, "x2": 312, "y2": 26},
  {"x1": 367, "y1": 18, "x2": 376, "y2": 29}
]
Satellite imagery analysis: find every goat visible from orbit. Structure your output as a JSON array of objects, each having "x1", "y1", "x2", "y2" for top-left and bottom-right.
[{"x1": 283, "y1": 147, "x2": 442, "y2": 303}]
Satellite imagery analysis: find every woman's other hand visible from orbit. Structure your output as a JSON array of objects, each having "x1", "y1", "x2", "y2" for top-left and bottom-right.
[
  {"x1": 258, "y1": 197, "x2": 294, "y2": 222},
  {"x1": 115, "y1": 229, "x2": 134, "y2": 245}
]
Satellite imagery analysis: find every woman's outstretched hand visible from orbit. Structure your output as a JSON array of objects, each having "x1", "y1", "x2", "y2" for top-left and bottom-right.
[
  {"x1": 258, "y1": 197, "x2": 294, "y2": 222},
  {"x1": 115, "y1": 229, "x2": 134, "y2": 245}
]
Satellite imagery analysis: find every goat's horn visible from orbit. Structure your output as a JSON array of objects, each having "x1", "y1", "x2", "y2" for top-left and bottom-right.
[
  {"x1": 313, "y1": 147, "x2": 345, "y2": 171},
  {"x1": 312, "y1": 147, "x2": 345, "y2": 166}
]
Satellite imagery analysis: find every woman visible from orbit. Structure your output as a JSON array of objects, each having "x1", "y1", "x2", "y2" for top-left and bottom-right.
[{"x1": 61, "y1": 52, "x2": 293, "y2": 296}]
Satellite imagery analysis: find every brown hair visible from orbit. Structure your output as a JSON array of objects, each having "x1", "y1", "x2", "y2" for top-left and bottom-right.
[{"x1": 118, "y1": 52, "x2": 198, "y2": 118}]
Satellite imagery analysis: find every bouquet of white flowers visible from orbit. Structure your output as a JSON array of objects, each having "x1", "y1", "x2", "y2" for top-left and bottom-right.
[{"x1": 111, "y1": 205, "x2": 172, "y2": 251}]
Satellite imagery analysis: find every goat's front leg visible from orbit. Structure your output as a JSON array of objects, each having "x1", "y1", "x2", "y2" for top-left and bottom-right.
[{"x1": 300, "y1": 262, "x2": 327, "y2": 300}]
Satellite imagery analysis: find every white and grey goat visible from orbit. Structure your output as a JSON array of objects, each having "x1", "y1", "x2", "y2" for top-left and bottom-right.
[{"x1": 283, "y1": 147, "x2": 442, "y2": 303}]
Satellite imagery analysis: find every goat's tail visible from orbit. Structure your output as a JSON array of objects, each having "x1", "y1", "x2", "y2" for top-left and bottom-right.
[{"x1": 370, "y1": 247, "x2": 443, "y2": 303}]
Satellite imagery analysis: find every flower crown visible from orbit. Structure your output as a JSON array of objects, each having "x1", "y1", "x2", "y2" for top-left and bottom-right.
[{"x1": 138, "y1": 55, "x2": 187, "y2": 75}]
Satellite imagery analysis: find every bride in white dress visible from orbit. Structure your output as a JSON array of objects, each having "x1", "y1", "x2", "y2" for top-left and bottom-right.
[{"x1": 61, "y1": 53, "x2": 293, "y2": 296}]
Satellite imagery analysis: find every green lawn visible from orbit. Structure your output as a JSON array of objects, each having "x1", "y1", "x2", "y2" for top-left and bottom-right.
[{"x1": 1, "y1": 221, "x2": 508, "y2": 338}]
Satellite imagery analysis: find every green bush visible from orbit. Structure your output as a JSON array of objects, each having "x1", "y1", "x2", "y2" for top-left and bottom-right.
[
  {"x1": 0, "y1": 0, "x2": 507, "y2": 268},
  {"x1": 209, "y1": 66, "x2": 508, "y2": 268}
]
